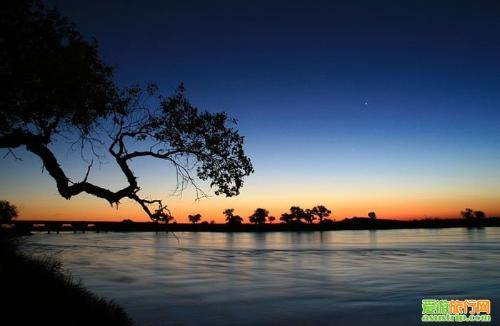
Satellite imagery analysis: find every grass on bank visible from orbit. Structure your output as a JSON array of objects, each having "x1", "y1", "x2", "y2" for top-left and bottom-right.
[{"x1": 0, "y1": 238, "x2": 133, "y2": 326}]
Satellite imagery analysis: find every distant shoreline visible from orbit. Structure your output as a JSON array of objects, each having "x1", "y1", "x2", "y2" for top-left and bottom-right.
[{"x1": 12, "y1": 217, "x2": 500, "y2": 234}]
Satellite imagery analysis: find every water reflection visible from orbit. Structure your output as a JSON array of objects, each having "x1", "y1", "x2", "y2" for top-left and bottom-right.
[
  {"x1": 367, "y1": 230, "x2": 376, "y2": 247},
  {"x1": 20, "y1": 228, "x2": 500, "y2": 325}
]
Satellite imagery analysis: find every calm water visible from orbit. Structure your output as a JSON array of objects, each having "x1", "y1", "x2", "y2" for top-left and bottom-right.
[{"x1": 20, "y1": 228, "x2": 500, "y2": 325}]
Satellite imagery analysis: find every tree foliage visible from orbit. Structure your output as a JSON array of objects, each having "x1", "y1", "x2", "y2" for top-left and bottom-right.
[
  {"x1": 473, "y1": 211, "x2": 486, "y2": 219},
  {"x1": 249, "y1": 208, "x2": 268, "y2": 224},
  {"x1": 368, "y1": 211, "x2": 377, "y2": 220},
  {"x1": 461, "y1": 208, "x2": 474, "y2": 220},
  {"x1": 303, "y1": 209, "x2": 315, "y2": 224},
  {"x1": 280, "y1": 206, "x2": 309, "y2": 224},
  {"x1": 0, "y1": 200, "x2": 18, "y2": 224},
  {"x1": 311, "y1": 205, "x2": 332, "y2": 223},
  {"x1": 279, "y1": 205, "x2": 333, "y2": 224},
  {"x1": 0, "y1": 1, "x2": 253, "y2": 221},
  {"x1": 461, "y1": 208, "x2": 486, "y2": 220},
  {"x1": 223, "y1": 209, "x2": 243, "y2": 225},
  {"x1": 188, "y1": 213, "x2": 202, "y2": 224},
  {"x1": 280, "y1": 212, "x2": 293, "y2": 224},
  {"x1": 1, "y1": 0, "x2": 121, "y2": 138}
]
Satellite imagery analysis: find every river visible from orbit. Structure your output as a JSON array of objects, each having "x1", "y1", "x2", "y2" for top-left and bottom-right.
[{"x1": 20, "y1": 227, "x2": 500, "y2": 325}]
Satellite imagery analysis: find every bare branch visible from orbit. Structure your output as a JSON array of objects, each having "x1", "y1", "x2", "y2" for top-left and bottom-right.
[
  {"x1": 82, "y1": 160, "x2": 94, "y2": 182},
  {"x1": 2, "y1": 149, "x2": 22, "y2": 161}
]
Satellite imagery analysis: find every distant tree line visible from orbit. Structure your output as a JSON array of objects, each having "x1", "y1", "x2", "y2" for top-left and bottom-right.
[
  {"x1": 1, "y1": 198, "x2": 489, "y2": 226},
  {"x1": 181, "y1": 207, "x2": 490, "y2": 225},
  {"x1": 186, "y1": 205, "x2": 335, "y2": 225},
  {"x1": 279, "y1": 205, "x2": 332, "y2": 224}
]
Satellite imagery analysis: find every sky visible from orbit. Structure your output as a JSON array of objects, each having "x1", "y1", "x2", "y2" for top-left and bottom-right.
[{"x1": 2, "y1": 0, "x2": 500, "y2": 222}]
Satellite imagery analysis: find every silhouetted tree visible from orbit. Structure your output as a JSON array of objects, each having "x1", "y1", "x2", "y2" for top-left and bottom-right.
[
  {"x1": 461, "y1": 208, "x2": 475, "y2": 220},
  {"x1": 188, "y1": 213, "x2": 202, "y2": 224},
  {"x1": 474, "y1": 211, "x2": 486, "y2": 219},
  {"x1": 0, "y1": 200, "x2": 18, "y2": 224},
  {"x1": 280, "y1": 206, "x2": 307, "y2": 223},
  {"x1": 268, "y1": 216, "x2": 276, "y2": 224},
  {"x1": 368, "y1": 212, "x2": 377, "y2": 220},
  {"x1": 280, "y1": 213, "x2": 293, "y2": 224},
  {"x1": 291, "y1": 206, "x2": 308, "y2": 223},
  {"x1": 249, "y1": 208, "x2": 268, "y2": 224},
  {"x1": 311, "y1": 205, "x2": 332, "y2": 223},
  {"x1": 224, "y1": 209, "x2": 243, "y2": 225},
  {"x1": 121, "y1": 219, "x2": 134, "y2": 223},
  {"x1": 0, "y1": 1, "x2": 253, "y2": 223},
  {"x1": 304, "y1": 209, "x2": 315, "y2": 224}
]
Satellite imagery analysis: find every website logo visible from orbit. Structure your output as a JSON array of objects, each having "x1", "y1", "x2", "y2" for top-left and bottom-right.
[{"x1": 422, "y1": 299, "x2": 491, "y2": 322}]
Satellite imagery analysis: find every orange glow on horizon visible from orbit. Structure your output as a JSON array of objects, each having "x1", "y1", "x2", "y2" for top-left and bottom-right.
[
  {"x1": 7, "y1": 167, "x2": 500, "y2": 223},
  {"x1": 13, "y1": 193, "x2": 500, "y2": 222}
]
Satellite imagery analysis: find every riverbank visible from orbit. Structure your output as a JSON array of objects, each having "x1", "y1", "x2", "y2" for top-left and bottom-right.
[
  {"x1": 13, "y1": 217, "x2": 500, "y2": 233},
  {"x1": 0, "y1": 238, "x2": 133, "y2": 326}
]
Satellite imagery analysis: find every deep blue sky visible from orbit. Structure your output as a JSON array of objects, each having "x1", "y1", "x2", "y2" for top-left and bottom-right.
[
  {"x1": 49, "y1": 0, "x2": 500, "y2": 149},
  {"x1": 2, "y1": 0, "x2": 500, "y2": 220}
]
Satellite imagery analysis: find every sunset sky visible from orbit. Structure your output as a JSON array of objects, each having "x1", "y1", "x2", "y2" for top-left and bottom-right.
[{"x1": 1, "y1": 0, "x2": 500, "y2": 222}]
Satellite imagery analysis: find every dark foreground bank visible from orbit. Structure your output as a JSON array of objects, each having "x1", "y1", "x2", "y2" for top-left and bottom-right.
[
  {"x1": 0, "y1": 238, "x2": 133, "y2": 326},
  {"x1": 13, "y1": 216, "x2": 500, "y2": 233}
]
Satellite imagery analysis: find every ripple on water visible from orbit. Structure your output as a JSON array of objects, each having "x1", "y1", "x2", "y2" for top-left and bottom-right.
[{"x1": 19, "y1": 228, "x2": 500, "y2": 325}]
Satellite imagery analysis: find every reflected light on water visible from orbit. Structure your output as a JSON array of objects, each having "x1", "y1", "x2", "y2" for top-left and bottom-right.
[{"x1": 20, "y1": 228, "x2": 500, "y2": 325}]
